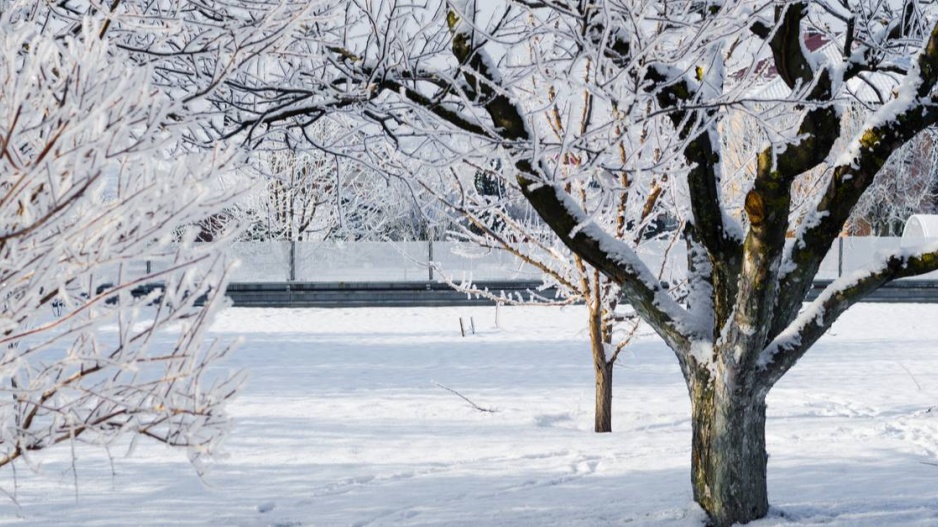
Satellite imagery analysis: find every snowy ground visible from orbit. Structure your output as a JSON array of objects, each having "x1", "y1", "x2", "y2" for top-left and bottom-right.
[{"x1": 2, "y1": 303, "x2": 938, "y2": 526}]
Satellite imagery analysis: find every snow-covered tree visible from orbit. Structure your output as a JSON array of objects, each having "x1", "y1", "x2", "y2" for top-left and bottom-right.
[
  {"x1": 430, "y1": 150, "x2": 679, "y2": 433},
  {"x1": 849, "y1": 125, "x2": 938, "y2": 234},
  {"x1": 0, "y1": 7, "x2": 243, "y2": 475},
  {"x1": 240, "y1": 133, "x2": 439, "y2": 242},
  {"x1": 206, "y1": 0, "x2": 938, "y2": 524},
  {"x1": 242, "y1": 149, "x2": 340, "y2": 241}
]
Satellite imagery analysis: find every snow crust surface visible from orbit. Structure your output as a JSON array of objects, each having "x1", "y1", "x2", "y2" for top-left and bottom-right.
[{"x1": 2, "y1": 304, "x2": 938, "y2": 526}]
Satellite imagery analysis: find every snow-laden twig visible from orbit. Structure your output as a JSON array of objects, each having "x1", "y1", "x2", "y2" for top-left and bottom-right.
[{"x1": 0, "y1": 8, "x2": 247, "y2": 477}]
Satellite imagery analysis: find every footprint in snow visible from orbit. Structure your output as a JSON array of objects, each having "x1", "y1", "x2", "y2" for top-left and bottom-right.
[
  {"x1": 256, "y1": 501, "x2": 276, "y2": 513},
  {"x1": 533, "y1": 412, "x2": 575, "y2": 428}
]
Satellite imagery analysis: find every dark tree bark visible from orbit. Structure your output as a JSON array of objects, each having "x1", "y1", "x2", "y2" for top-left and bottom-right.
[
  {"x1": 689, "y1": 367, "x2": 769, "y2": 526},
  {"x1": 594, "y1": 360, "x2": 614, "y2": 433}
]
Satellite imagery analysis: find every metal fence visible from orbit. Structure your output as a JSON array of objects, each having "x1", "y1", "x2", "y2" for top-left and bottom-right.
[{"x1": 217, "y1": 236, "x2": 938, "y2": 283}]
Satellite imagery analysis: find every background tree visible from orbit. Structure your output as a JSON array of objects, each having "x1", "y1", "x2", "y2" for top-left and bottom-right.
[
  {"x1": 245, "y1": 149, "x2": 339, "y2": 242},
  {"x1": 237, "y1": 121, "x2": 443, "y2": 242},
  {"x1": 428, "y1": 150, "x2": 679, "y2": 433},
  {"x1": 0, "y1": 6, "x2": 243, "y2": 474},
  {"x1": 210, "y1": 0, "x2": 938, "y2": 525},
  {"x1": 849, "y1": 125, "x2": 938, "y2": 235}
]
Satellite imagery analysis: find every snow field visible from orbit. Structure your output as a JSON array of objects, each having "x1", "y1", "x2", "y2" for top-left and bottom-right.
[{"x1": 1, "y1": 304, "x2": 938, "y2": 526}]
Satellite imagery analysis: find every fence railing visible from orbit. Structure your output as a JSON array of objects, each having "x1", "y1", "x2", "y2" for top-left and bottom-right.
[
  {"x1": 208, "y1": 237, "x2": 938, "y2": 283},
  {"x1": 221, "y1": 241, "x2": 540, "y2": 282}
]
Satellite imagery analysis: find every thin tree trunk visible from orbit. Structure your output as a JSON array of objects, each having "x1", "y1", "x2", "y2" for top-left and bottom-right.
[
  {"x1": 690, "y1": 374, "x2": 769, "y2": 527},
  {"x1": 589, "y1": 307, "x2": 613, "y2": 433},
  {"x1": 594, "y1": 359, "x2": 613, "y2": 433}
]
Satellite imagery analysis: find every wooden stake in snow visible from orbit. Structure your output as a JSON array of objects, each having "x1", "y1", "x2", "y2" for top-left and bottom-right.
[{"x1": 459, "y1": 318, "x2": 465, "y2": 337}]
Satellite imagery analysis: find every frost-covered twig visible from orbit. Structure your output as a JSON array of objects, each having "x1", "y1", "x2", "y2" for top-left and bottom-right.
[
  {"x1": 433, "y1": 382, "x2": 498, "y2": 413},
  {"x1": 0, "y1": 6, "x2": 246, "y2": 477}
]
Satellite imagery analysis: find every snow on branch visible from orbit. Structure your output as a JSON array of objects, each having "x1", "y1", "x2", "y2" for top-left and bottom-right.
[
  {"x1": 528, "y1": 179, "x2": 707, "y2": 345},
  {"x1": 774, "y1": 16, "x2": 938, "y2": 337},
  {"x1": 760, "y1": 241, "x2": 938, "y2": 386}
]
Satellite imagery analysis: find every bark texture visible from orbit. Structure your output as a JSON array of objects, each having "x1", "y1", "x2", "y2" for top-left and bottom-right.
[
  {"x1": 594, "y1": 358, "x2": 614, "y2": 434},
  {"x1": 690, "y1": 371, "x2": 768, "y2": 526}
]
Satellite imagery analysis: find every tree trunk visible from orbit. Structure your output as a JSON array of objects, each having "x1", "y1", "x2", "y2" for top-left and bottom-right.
[
  {"x1": 690, "y1": 375, "x2": 769, "y2": 527},
  {"x1": 589, "y1": 307, "x2": 614, "y2": 433},
  {"x1": 594, "y1": 357, "x2": 614, "y2": 433}
]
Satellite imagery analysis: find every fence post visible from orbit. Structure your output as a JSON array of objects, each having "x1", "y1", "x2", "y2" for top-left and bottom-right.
[
  {"x1": 289, "y1": 240, "x2": 296, "y2": 282},
  {"x1": 837, "y1": 237, "x2": 843, "y2": 278},
  {"x1": 428, "y1": 239, "x2": 434, "y2": 281}
]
